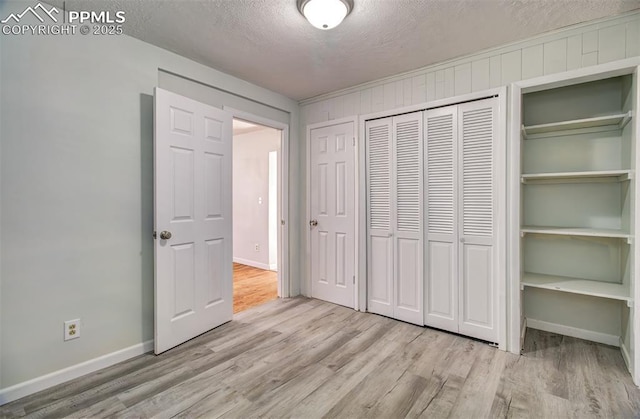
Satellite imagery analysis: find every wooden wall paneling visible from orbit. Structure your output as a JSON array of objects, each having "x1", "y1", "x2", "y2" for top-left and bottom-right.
[
  {"x1": 444, "y1": 68, "x2": 455, "y2": 98},
  {"x1": 360, "y1": 88, "x2": 372, "y2": 115},
  {"x1": 395, "y1": 80, "x2": 405, "y2": 108},
  {"x1": 583, "y1": 30, "x2": 598, "y2": 54},
  {"x1": 501, "y1": 50, "x2": 522, "y2": 85},
  {"x1": 372, "y1": 85, "x2": 385, "y2": 112},
  {"x1": 472, "y1": 58, "x2": 491, "y2": 92},
  {"x1": 599, "y1": 25, "x2": 627, "y2": 64},
  {"x1": 384, "y1": 82, "x2": 396, "y2": 111},
  {"x1": 343, "y1": 92, "x2": 360, "y2": 117},
  {"x1": 426, "y1": 72, "x2": 436, "y2": 102},
  {"x1": 567, "y1": 35, "x2": 582, "y2": 70},
  {"x1": 522, "y1": 45, "x2": 544, "y2": 80},
  {"x1": 435, "y1": 69, "x2": 446, "y2": 99},
  {"x1": 412, "y1": 75, "x2": 426, "y2": 104},
  {"x1": 489, "y1": 55, "x2": 502, "y2": 88},
  {"x1": 455, "y1": 63, "x2": 472, "y2": 96},
  {"x1": 544, "y1": 38, "x2": 568, "y2": 75},
  {"x1": 403, "y1": 78, "x2": 413, "y2": 107},
  {"x1": 627, "y1": 20, "x2": 640, "y2": 57}
]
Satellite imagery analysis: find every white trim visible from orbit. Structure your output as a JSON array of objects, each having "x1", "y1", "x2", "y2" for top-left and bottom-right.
[
  {"x1": 0, "y1": 340, "x2": 153, "y2": 406},
  {"x1": 269, "y1": 263, "x2": 277, "y2": 271},
  {"x1": 526, "y1": 318, "x2": 620, "y2": 347},
  {"x1": 508, "y1": 82, "x2": 522, "y2": 355},
  {"x1": 621, "y1": 337, "x2": 632, "y2": 373},
  {"x1": 300, "y1": 10, "x2": 640, "y2": 105},
  {"x1": 359, "y1": 87, "x2": 504, "y2": 123},
  {"x1": 496, "y1": 86, "x2": 508, "y2": 351},
  {"x1": 223, "y1": 106, "x2": 290, "y2": 298},
  {"x1": 305, "y1": 116, "x2": 359, "y2": 309},
  {"x1": 233, "y1": 257, "x2": 271, "y2": 271}
]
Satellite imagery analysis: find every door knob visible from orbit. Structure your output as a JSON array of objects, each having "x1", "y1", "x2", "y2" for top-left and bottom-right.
[
  {"x1": 309, "y1": 219, "x2": 318, "y2": 227},
  {"x1": 160, "y1": 231, "x2": 172, "y2": 240}
]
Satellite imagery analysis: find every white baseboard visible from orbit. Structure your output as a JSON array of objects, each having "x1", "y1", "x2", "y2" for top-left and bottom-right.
[
  {"x1": 620, "y1": 337, "x2": 632, "y2": 372},
  {"x1": 526, "y1": 318, "x2": 619, "y2": 347},
  {"x1": 0, "y1": 339, "x2": 153, "y2": 406},
  {"x1": 269, "y1": 263, "x2": 277, "y2": 271},
  {"x1": 233, "y1": 257, "x2": 270, "y2": 271}
]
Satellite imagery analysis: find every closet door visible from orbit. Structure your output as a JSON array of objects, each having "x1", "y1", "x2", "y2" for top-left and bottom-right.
[
  {"x1": 366, "y1": 118, "x2": 394, "y2": 318},
  {"x1": 457, "y1": 98, "x2": 499, "y2": 343},
  {"x1": 424, "y1": 106, "x2": 459, "y2": 332},
  {"x1": 393, "y1": 113, "x2": 423, "y2": 325}
]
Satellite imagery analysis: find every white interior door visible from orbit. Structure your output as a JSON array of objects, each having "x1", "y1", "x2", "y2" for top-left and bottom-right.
[
  {"x1": 457, "y1": 98, "x2": 499, "y2": 343},
  {"x1": 366, "y1": 118, "x2": 394, "y2": 317},
  {"x1": 424, "y1": 105, "x2": 459, "y2": 332},
  {"x1": 310, "y1": 121, "x2": 356, "y2": 308},
  {"x1": 154, "y1": 88, "x2": 233, "y2": 354}
]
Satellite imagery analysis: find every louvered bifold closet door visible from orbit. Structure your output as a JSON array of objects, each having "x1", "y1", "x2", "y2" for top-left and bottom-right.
[
  {"x1": 424, "y1": 106, "x2": 459, "y2": 332},
  {"x1": 366, "y1": 118, "x2": 394, "y2": 318},
  {"x1": 457, "y1": 98, "x2": 499, "y2": 343},
  {"x1": 393, "y1": 113, "x2": 423, "y2": 325}
]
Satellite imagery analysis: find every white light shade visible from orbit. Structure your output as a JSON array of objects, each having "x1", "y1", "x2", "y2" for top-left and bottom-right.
[{"x1": 302, "y1": 0, "x2": 349, "y2": 30}]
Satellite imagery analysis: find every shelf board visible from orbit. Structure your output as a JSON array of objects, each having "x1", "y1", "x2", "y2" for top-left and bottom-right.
[
  {"x1": 521, "y1": 169, "x2": 633, "y2": 184},
  {"x1": 521, "y1": 226, "x2": 631, "y2": 240},
  {"x1": 522, "y1": 111, "x2": 632, "y2": 139},
  {"x1": 522, "y1": 272, "x2": 631, "y2": 302}
]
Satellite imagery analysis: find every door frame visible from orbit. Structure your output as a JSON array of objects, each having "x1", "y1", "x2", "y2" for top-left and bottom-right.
[
  {"x1": 357, "y1": 86, "x2": 507, "y2": 348},
  {"x1": 306, "y1": 116, "x2": 360, "y2": 309},
  {"x1": 224, "y1": 106, "x2": 290, "y2": 298}
]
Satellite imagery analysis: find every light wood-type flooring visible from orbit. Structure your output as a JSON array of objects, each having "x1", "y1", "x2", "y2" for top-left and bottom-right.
[
  {"x1": 2, "y1": 297, "x2": 639, "y2": 418},
  {"x1": 233, "y1": 263, "x2": 277, "y2": 313}
]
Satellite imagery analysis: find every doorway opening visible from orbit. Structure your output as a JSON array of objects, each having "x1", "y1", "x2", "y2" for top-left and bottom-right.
[{"x1": 232, "y1": 118, "x2": 282, "y2": 313}]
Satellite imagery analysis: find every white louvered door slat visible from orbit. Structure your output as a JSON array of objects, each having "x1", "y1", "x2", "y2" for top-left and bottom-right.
[
  {"x1": 458, "y1": 98, "x2": 498, "y2": 343},
  {"x1": 424, "y1": 106, "x2": 458, "y2": 332},
  {"x1": 393, "y1": 113, "x2": 423, "y2": 325},
  {"x1": 366, "y1": 118, "x2": 394, "y2": 318}
]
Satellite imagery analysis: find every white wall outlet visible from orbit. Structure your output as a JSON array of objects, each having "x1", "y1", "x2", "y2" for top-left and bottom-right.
[
  {"x1": 64, "y1": 319, "x2": 81, "y2": 341},
  {"x1": 254, "y1": 243, "x2": 260, "y2": 252}
]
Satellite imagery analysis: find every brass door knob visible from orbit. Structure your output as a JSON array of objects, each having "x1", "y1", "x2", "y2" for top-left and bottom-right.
[{"x1": 160, "y1": 231, "x2": 172, "y2": 240}]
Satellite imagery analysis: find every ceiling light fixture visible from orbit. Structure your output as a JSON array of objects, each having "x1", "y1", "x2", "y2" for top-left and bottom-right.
[{"x1": 297, "y1": 0, "x2": 353, "y2": 30}]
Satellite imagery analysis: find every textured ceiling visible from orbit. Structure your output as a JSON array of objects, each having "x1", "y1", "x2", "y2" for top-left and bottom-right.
[{"x1": 48, "y1": 0, "x2": 640, "y2": 101}]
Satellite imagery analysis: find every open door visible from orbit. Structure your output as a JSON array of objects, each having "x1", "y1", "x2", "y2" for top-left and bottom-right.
[{"x1": 154, "y1": 88, "x2": 233, "y2": 354}]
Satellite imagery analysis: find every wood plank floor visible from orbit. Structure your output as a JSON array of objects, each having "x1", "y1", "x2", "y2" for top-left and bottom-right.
[
  {"x1": 233, "y1": 263, "x2": 277, "y2": 313},
  {"x1": 2, "y1": 297, "x2": 639, "y2": 418}
]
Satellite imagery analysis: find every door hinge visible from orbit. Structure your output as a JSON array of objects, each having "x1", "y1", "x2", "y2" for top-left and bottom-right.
[
  {"x1": 281, "y1": 219, "x2": 285, "y2": 226},
  {"x1": 352, "y1": 137, "x2": 355, "y2": 146},
  {"x1": 153, "y1": 231, "x2": 157, "y2": 239},
  {"x1": 353, "y1": 275, "x2": 355, "y2": 284}
]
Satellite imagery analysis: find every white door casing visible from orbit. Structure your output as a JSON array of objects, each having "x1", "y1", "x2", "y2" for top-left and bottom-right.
[
  {"x1": 154, "y1": 88, "x2": 233, "y2": 354},
  {"x1": 310, "y1": 121, "x2": 356, "y2": 308}
]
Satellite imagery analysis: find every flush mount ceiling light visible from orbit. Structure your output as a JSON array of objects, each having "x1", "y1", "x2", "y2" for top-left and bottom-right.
[{"x1": 297, "y1": 0, "x2": 353, "y2": 30}]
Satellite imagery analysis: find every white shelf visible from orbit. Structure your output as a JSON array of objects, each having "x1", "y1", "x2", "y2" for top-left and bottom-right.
[
  {"x1": 521, "y1": 169, "x2": 632, "y2": 184},
  {"x1": 521, "y1": 226, "x2": 631, "y2": 240},
  {"x1": 522, "y1": 272, "x2": 631, "y2": 302},
  {"x1": 522, "y1": 111, "x2": 632, "y2": 139}
]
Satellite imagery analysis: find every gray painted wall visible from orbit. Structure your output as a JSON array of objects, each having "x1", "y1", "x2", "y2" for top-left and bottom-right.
[{"x1": 0, "y1": 0, "x2": 299, "y2": 390}]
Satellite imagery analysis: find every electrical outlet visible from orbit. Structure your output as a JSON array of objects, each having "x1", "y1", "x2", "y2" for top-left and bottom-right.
[
  {"x1": 64, "y1": 319, "x2": 80, "y2": 341},
  {"x1": 254, "y1": 243, "x2": 260, "y2": 252}
]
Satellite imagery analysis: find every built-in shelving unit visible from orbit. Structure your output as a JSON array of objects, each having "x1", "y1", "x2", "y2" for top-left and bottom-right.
[
  {"x1": 521, "y1": 272, "x2": 631, "y2": 303},
  {"x1": 521, "y1": 226, "x2": 631, "y2": 240},
  {"x1": 521, "y1": 169, "x2": 633, "y2": 184},
  {"x1": 522, "y1": 111, "x2": 632, "y2": 139},
  {"x1": 512, "y1": 63, "x2": 639, "y2": 384}
]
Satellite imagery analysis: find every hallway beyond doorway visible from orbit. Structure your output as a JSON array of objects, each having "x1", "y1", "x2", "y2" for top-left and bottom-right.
[{"x1": 233, "y1": 263, "x2": 277, "y2": 313}]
